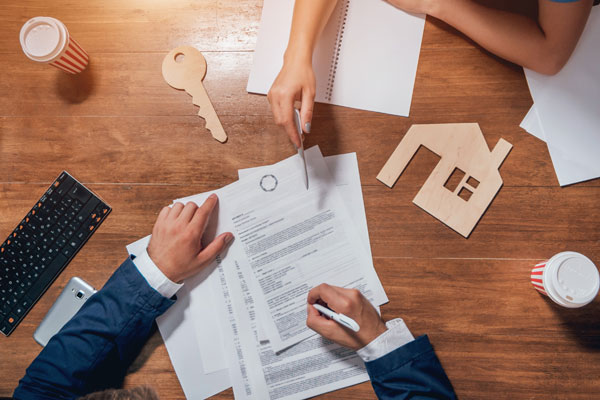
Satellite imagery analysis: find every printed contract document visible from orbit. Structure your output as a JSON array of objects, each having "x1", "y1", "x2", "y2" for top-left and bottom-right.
[
  {"x1": 219, "y1": 146, "x2": 387, "y2": 351},
  {"x1": 125, "y1": 148, "x2": 388, "y2": 399}
]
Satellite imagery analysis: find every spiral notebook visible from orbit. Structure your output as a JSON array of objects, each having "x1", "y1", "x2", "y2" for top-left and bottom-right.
[{"x1": 247, "y1": 0, "x2": 426, "y2": 117}]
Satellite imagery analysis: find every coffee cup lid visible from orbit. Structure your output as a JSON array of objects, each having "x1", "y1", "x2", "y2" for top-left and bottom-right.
[
  {"x1": 550, "y1": 252, "x2": 599, "y2": 305},
  {"x1": 20, "y1": 17, "x2": 67, "y2": 62}
]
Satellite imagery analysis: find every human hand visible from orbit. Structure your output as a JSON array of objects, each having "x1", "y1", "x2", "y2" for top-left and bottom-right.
[
  {"x1": 306, "y1": 283, "x2": 387, "y2": 350},
  {"x1": 267, "y1": 54, "x2": 315, "y2": 148},
  {"x1": 147, "y1": 194, "x2": 233, "y2": 283}
]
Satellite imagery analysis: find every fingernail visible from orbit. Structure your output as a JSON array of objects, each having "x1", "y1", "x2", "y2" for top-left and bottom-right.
[
  {"x1": 224, "y1": 233, "x2": 234, "y2": 244},
  {"x1": 209, "y1": 193, "x2": 217, "y2": 200},
  {"x1": 304, "y1": 122, "x2": 311, "y2": 133}
]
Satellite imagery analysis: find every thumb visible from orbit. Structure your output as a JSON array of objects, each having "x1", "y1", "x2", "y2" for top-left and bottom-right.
[
  {"x1": 306, "y1": 304, "x2": 337, "y2": 336},
  {"x1": 300, "y1": 88, "x2": 314, "y2": 134},
  {"x1": 196, "y1": 232, "x2": 233, "y2": 267}
]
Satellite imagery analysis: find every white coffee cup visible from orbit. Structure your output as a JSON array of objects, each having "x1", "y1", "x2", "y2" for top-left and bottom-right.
[
  {"x1": 20, "y1": 17, "x2": 89, "y2": 74},
  {"x1": 531, "y1": 251, "x2": 599, "y2": 308}
]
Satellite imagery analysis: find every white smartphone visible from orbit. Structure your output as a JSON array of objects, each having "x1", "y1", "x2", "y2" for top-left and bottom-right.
[{"x1": 33, "y1": 277, "x2": 96, "y2": 347}]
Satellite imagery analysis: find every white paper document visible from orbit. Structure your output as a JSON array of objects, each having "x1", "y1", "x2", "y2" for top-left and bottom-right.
[
  {"x1": 238, "y1": 153, "x2": 372, "y2": 260},
  {"x1": 522, "y1": 7, "x2": 600, "y2": 186},
  {"x1": 239, "y1": 153, "x2": 374, "y2": 344},
  {"x1": 126, "y1": 236, "x2": 231, "y2": 400},
  {"x1": 124, "y1": 148, "x2": 383, "y2": 399},
  {"x1": 221, "y1": 146, "x2": 387, "y2": 351},
  {"x1": 519, "y1": 105, "x2": 545, "y2": 142},
  {"x1": 247, "y1": 0, "x2": 425, "y2": 116},
  {"x1": 171, "y1": 152, "x2": 378, "y2": 398},
  {"x1": 215, "y1": 247, "x2": 370, "y2": 400}
]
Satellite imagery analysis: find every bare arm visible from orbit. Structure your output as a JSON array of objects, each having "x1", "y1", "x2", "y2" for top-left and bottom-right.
[
  {"x1": 268, "y1": 0, "x2": 338, "y2": 147},
  {"x1": 387, "y1": 0, "x2": 593, "y2": 75}
]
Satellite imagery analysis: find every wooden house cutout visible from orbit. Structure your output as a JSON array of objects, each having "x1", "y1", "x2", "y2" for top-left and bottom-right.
[{"x1": 377, "y1": 123, "x2": 512, "y2": 238}]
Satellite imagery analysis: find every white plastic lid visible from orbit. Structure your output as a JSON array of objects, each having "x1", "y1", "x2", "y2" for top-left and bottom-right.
[
  {"x1": 550, "y1": 252, "x2": 599, "y2": 305},
  {"x1": 19, "y1": 17, "x2": 67, "y2": 62}
]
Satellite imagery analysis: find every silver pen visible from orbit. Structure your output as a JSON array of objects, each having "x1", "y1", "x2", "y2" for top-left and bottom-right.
[{"x1": 293, "y1": 108, "x2": 309, "y2": 190}]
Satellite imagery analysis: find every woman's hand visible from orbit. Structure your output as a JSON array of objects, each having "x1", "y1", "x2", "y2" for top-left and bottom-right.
[{"x1": 268, "y1": 54, "x2": 315, "y2": 148}]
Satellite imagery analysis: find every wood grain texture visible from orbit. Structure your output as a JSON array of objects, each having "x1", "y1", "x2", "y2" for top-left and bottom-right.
[
  {"x1": 376, "y1": 123, "x2": 513, "y2": 237},
  {"x1": 162, "y1": 46, "x2": 228, "y2": 142},
  {"x1": 1, "y1": 0, "x2": 599, "y2": 399}
]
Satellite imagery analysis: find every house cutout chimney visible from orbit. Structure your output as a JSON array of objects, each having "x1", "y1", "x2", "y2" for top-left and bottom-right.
[{"x1": 377, "y1": 123, "x2": 512, "y2": 238}]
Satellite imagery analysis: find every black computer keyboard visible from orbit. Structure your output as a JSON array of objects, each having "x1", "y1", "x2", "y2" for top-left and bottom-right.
[{"x1": 0, "y1": 171, "x2": 111, "y2": 336}]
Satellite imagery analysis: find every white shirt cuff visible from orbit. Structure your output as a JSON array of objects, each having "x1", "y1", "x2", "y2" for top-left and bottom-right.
[
  {"x1": 356, "y1": 318, "x2": 415, "y2": 362},
  {"x1": 132, "y1": 249, "x2": 183, "y2": 299}
]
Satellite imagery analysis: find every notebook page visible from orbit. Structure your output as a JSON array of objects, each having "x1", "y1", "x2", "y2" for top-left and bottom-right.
[
  {"x1": 247, "y1": 0, "x2": 425, "y2": 117},
  {"x1": 331, "y1": 0, "x2": 425, "y2": 116},
  {"x1": 247, "y1": 0, "x2": 342, "y2": 99}
]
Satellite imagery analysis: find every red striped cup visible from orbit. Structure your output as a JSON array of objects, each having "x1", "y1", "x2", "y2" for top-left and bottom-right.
[
  {"x1": 20, "y1": 17, "x2": 89, "y2": 74},
  {"x1": 531, "y1": 251, "x2": 599, "y2": 308}
]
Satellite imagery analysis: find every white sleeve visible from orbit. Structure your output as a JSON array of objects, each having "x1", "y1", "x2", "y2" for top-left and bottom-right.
[
  {"x1": 356, "y1": 318, "x2": 415, "y2": 362},
  {"x1": 132, "y1": 249, "x2": 184, "y2": 299}
]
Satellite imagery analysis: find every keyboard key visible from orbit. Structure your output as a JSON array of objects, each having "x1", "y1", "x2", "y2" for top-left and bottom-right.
[
  {"x1": 21, "y1": 297, "x2": 32, "y2": 310},
  {"x1": 56, "y1": 235, "x2": 67, "y2": 247},
  {"x1": 1, "y1": 320, "x2": 13, "y2": 335},
  {"x1": 69, "y1": 184, "x2": 92, "y2": 204},
  {"x1": 75, "y1": 198, "x2": 99, "y2": 223},
  {"x1": 62, "y1": 247, "x2": 74, "y2": 258},
  {"x1": 1, "y1": 314, "x2": 19, "y2": 333},
  {"x1": 47, "y1": 245, "x2": 61, "y2": 258},
  {"x1": 57, "y1": 171, "x2": 68, "y2": 183},
  {"x1": 71, "y1": 200, "x2": 83, "y2": 213},
  {"x1": 49, "y1": 192, "x2": 61, "y2": 206},
  {"x1": 67, "y1": 208, "x2": 77, "y2": 220},
  {"x1": 55, "y1": 181, "x2": 74, "y2": 197},
  {"x1": 28, "y1": 254, "x2": 68, "y2": 300}
]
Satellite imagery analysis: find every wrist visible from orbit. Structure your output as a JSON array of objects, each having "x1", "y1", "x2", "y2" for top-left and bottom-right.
[
  {"x1": 147, "y1": 248, "x2": 179, "y2": 283},
  {"x1": 375, "y1": 319, "x2": 388, "y2": 337},
  {"x1": 365, "y1": 319, "x2": 388, "y2": 344},
  {"x1": 284, "y1": 41, "x2": 313, "y2": 65}
]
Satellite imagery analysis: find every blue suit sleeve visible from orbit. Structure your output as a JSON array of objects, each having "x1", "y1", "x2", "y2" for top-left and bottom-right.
[
  {"x1": 13, "y1": 257, "x2": 175, "y2": 400},
  {"x1": 365, "y1": 335, "x2": 457, "y2": 400}
]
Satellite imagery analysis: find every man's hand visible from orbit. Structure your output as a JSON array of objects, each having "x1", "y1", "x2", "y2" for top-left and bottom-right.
[
  {"x1": 306, "y1": 283, "x2": 387, "y2": 350},
  {"x1": 147, "y1": 194, "x2": 233, "y2": 283}
]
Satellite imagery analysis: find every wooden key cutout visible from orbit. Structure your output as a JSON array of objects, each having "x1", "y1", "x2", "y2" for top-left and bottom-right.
[{"x1": 162, "y1": 46, "x2": 227, "y2": 143}]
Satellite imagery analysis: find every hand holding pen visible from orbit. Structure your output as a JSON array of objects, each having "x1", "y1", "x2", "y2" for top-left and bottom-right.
[{"x1": 306, "y1": 283, "x2": 387, "y2": 350}]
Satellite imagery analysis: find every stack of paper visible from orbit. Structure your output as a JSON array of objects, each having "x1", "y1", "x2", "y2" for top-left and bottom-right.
[
  {"x1": 520, "y1": 6, "x2": 600, "y2": 186},
  {"x1": 126, "y1": 147, "x2": 387, "y2": 399}
]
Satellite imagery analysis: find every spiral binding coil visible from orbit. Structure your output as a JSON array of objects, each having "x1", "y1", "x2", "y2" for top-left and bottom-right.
[{"x1": 325, "y1": 0, "x2": 350, "y2": 102}]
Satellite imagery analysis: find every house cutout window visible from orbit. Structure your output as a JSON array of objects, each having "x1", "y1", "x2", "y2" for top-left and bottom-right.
[
  {"x1": 444, "y1": 168, "x2": 465, "y2": 192},
  {"x1": 467, "y1": 176, "x2": 480, "y2": 188},
  {"x1": 458, "y1": 187, "x2": 473, "y2": 201}
]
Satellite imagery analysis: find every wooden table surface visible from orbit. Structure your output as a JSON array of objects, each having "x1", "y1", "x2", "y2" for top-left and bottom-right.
[{"x1": 1, "y1": 1, "x2": 599, "y2": 399}]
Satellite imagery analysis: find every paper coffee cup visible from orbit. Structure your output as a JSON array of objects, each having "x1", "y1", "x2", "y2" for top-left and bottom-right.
[
  {"x1": 531, "y1": 251, "x2": 599, "y2": 308},
  {"x1": 20, "y1": 17, "x2": 89, "y2": 74}
]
